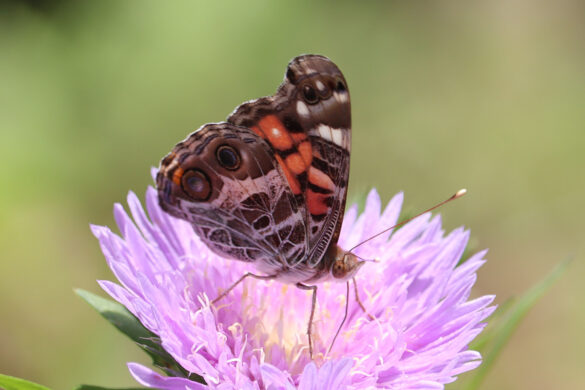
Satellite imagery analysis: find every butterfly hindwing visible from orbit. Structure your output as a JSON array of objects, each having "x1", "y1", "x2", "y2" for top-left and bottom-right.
[{"x1": 157, "y1": 123, "x2": 309, "y2": 272}]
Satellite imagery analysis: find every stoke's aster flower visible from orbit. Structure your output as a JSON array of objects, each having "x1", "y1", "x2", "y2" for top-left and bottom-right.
[{"x1": 92, "y1": 182, "x2": 494, "y2": 389}]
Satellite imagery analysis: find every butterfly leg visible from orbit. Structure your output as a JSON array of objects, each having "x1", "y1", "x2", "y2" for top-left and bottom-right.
[
  {"x1": 353, "y1": 277, "x2": 375, "y2": 321},
  {"x1": 212, "y1": 272, "x2": 276, "y2": 305},
  {"x1": 327, "y1": 281, "x2": 350, "y2": 355},
  {"x1": 296, "y1": 283, "x2": 318, "y2": 359}
]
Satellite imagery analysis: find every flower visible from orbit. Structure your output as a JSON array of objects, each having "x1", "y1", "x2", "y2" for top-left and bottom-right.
[{"x1": 92, "y1": 177, "x2": 495, "y2": 389}]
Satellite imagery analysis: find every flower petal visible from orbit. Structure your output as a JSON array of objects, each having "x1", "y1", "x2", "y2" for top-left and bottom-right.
[
  {"x1": 128, "y1": 362, "x2": 207, "y2": 390},
  {"x1": 94, "y1": 188, "x2": 494, "y2": 389}
]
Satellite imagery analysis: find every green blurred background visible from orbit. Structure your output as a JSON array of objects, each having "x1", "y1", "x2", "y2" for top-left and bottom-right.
[{"x1": 1, "y1": 1, "x2": 583, "y2": 389}]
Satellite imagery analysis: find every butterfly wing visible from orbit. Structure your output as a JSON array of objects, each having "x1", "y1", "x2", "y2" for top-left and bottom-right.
[
  {"x1": 157, "y1": 123, "x2": 308, "y2": 273},
  {"x1": 228, "y1": 55, "x2": 351, "y2": 267},
  {"x1": 157, "y1": 55, "x2": 351, "y2": 279}
]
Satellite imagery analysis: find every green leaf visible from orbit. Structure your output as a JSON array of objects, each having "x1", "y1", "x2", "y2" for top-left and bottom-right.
[
  {"x1": 75, "y1": 289, "x2": 162, "y2": 361},
  {"x1": 465, "y1": 297, "x2": 514, "y2": 353},
  {"x1": 458, "y1": 258, "x2": 571, "y2": 390},
  {"x1": 75, "y1": 289, "x2": 205, "y2": 384},
  {"x1": 0, "y1": 373, "x2": 52, "y2": 390}
]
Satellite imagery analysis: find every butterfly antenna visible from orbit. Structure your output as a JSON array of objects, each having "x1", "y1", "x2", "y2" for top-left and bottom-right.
[{"x1": 348, "y1": 189, "x2": 467, "y2": 253}]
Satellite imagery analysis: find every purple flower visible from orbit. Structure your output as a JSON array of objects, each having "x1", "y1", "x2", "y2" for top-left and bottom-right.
[{"x1": 92, "y1": 178, "x2": 494, "y2": 389}]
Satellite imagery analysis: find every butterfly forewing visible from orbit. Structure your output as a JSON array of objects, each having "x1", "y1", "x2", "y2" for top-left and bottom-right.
[{"x1": 228, "y1": 55, "x2": 351, "y2": 268}]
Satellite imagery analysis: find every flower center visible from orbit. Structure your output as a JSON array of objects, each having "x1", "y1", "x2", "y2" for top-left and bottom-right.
[{"x1": 232, "y1": 279, "x2": 352, "y2": 372}]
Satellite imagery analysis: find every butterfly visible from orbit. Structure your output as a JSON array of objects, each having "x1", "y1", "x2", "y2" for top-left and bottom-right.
[{"x1": 156, "y1": 55, "x2": 366, "y2": 357}]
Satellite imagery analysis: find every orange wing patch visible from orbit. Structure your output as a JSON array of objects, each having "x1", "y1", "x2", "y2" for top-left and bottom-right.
[
  {"x1": 172, "y1": 166, "x2": 184, "y2": 186},
  {"x1": 307, "y1": 189, "x2": 330, "y2": 215},
  {"x1": 308, "y1": 167, "x2": 335, "y2": 192},
  {"x1": 258, "y1": 115, "x2": 293, "y2": 151},
  {"x1": 250, "y1": 125, "x2": 265, "y2": 139},
  {"x1": 253, "y1": 114, "x2": 316, "y2": 197},
  {"x1": 285, "y1": 153, "x2": 307, "y2": 175},
  {"x1": 291, "y1": 132, "x2": 307, "y2": 142},
  {"x1": 298, "y1": 141, "x2": 312, "y2": 166},
  {"x1": 275, "y1": 154, "x2": 301, "y2": 195}
]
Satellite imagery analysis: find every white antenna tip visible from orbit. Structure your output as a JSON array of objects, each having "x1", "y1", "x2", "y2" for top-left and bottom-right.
[{"x1": 455, "y1": 188, "x2": 467, "y2": 198}]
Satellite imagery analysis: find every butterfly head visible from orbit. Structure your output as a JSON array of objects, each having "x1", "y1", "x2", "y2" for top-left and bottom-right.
[{"x1": 329, "y1": 247, "x2": 365, "y2": 281}]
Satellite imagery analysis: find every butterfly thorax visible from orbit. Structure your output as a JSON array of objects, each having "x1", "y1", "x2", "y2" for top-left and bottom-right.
[{"x1": 328, "y1": 246, "x2": 364, "y2": 281}]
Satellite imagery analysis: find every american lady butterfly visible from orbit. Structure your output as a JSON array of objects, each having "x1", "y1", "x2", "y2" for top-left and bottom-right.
[{"x1": 157, "y1": 55, "x2": 364, "y2": 357}]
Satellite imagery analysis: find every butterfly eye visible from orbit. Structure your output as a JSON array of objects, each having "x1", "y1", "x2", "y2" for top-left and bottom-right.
[
  {"x1": 302, "y1": 84, "x2": 319, "y2": 104},
  {"x1": 335, "y1": 78, "x2": 346, "y2": 92},
  {"x1": 216, "y1": 144, "x2": 241, "y2": 170},
  {"x1": 181, "y1": 169, "x2": 211, "y2": 201},
  {"x1": 331, "y1": 261, "x2": 346, "y2": 278}
]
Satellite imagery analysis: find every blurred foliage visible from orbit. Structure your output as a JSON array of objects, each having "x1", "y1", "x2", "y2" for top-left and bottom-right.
[
  {"x1": 456, "y1": 259, "x2": 571, "y2": 390},
  {"x1": 0, "y1": 1, "x2": 584, "y2": 389},
  {"x1": 0, "y1": 373, "x2": 52, "y2": 390}
]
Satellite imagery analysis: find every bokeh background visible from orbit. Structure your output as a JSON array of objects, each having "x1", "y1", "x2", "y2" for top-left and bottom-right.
[{"x1": 1, "y1": 1, "x2": 583, "y2": 389}]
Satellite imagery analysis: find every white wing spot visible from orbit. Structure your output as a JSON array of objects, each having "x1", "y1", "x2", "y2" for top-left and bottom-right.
[
  {"x1": 316, "y1": 125, "x2": 332, "y2": 142},
  {"x1": 315, "y1": 125, "x2": 346, "y2": 148},
  {"x1": 332, "y1": 128, "x2": 343, "y2": 147},
  {"x1": 333, "y1": 92, "x2": 348, "y2": 103},
  {"x1": 316, "y1": 80, "x2": 326, "y2": 92},
  {"x1": 296, "y1": 100, "x2": 310, "y2": 117}
]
